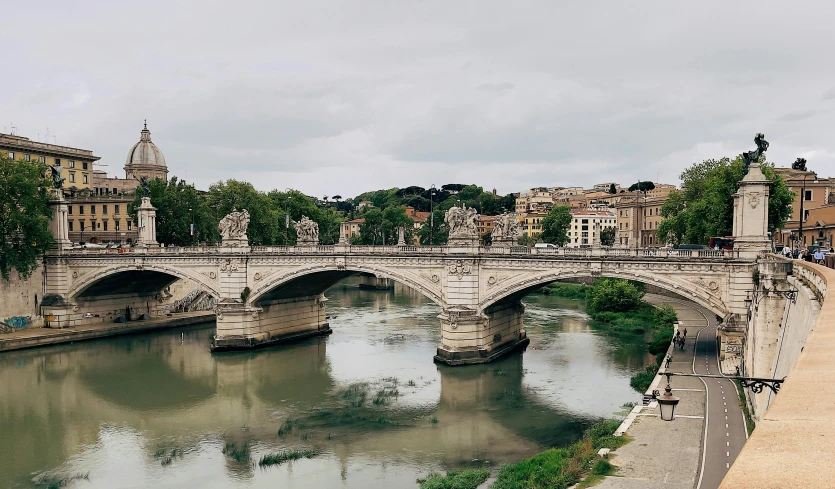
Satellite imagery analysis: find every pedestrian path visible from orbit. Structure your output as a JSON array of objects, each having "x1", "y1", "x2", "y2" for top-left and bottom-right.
[
  {"x1": 596, "y1": 294, "x2": 748, "y2": 489},
  {"x1": 0, "y1": 311, "x2": 214, "y2": 352}
]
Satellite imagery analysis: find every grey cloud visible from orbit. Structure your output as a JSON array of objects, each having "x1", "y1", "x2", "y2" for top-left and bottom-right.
[{"x1": 2, "y1": 0, "x2": 835, "y2": 198}]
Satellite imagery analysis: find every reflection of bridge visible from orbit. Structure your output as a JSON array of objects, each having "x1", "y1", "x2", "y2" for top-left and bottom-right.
[{"x1": 42, "y1": 165, "x2": 773, "y2": 365}]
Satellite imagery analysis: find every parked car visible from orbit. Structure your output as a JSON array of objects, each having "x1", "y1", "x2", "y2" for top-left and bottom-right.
[{"x1": 534, "y1": 243, "x2": 558, "y2": 249}]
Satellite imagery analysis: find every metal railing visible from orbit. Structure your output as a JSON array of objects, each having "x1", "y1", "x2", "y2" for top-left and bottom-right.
[{"x1": 58, "y1": 245, "x2": 741, "y2": 259}]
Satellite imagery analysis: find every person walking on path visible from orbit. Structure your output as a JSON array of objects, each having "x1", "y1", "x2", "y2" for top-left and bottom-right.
[
  {"x1": 683, "y1": 328, "x2": 687, "y2": 338},
  {"x1": 814, "y1": 249, "x2": 825, "y2": 264},
  {"x1": 665, "y1": 355, "x2": 672, "y2": 368}
]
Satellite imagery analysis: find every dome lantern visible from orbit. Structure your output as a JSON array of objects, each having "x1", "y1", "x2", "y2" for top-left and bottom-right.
[{"x1": 125, "y1": 120, "x2": 168, "y2": 181}]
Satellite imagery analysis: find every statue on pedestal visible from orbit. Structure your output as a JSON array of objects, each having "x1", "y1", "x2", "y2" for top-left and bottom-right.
[
  {"x1": 293, "y1": 216, "x2": 319, "y2": 245},
  {"x1": 218, "y1": 209, "x2": 250, "y2": 244},
  {"x1": 49, "y1": 165, "x2": 65, "y2": 189},
  {"x1": 741, "y1": 133, "x2": 769, "y2": 176},
  {"x1": 445, "y1": 204, "x2": 479, "y2": 245},
  {"x1": 492, "y1": 212, "x2": 520, "y2": 246}
]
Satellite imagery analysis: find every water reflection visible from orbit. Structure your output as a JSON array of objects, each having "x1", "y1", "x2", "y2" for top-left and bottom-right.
[{"x1": 0, "y1": 278, "x2": 653, "y2": 488}]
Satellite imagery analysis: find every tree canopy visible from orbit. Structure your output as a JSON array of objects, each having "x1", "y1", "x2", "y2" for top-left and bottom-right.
[
  {"x1": 539, "y1": 205, "x2": 572, "y2": 246},
  {"x1": 129, "y1": 176, "x2": 215, "y2": 246},
  {"x1": 0, "y1": 155, "x2": 54, "y2": 280},
  {"x1": 628, "y1": 181, "x2": 655, "y2": 192},
  {"x1": 657, "y1": 157, "x2": 794, "y2": 246}
]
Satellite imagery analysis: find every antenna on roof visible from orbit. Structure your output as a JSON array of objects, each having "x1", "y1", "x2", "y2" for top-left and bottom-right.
[{"x1": 10, "y1": 123, "x2": 17, "y2": 135}]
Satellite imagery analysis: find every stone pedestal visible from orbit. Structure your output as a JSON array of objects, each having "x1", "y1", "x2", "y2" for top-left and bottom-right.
[
  {"x1": 47, "y1": 189, "x2": 72, "y2": 251},
  {"x1": 732, "y1": 163, "x2": 771, "y2": 259},
  {"x1": 492, "y1": 237, "x2": 518, "y2": 247},
  {"x1": 434, "y1": 301, "x2": 529, "y2": 365},
  {"x1": 135, "y1": 197, "x2": 158, "y2": 248},
  {"x1": 397, "y1": 226, "x2": 406, "y2": 246},
  {"x1": 211, "y1": 294, "x2": 331, "y2": 351}
]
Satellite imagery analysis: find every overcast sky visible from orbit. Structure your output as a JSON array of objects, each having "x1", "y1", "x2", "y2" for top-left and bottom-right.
[{"x1": 3, "y1": 1, "x2": 834, "y2": 197}]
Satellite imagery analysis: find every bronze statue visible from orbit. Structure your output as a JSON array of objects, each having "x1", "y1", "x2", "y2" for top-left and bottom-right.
[
  {"x1": 791, "y1": 157, "x2": 807, "y2": 171},
  {"x1": 741, "y1": 133, "x2": 769, "y2": 175},
  {"x1": 138, "y1": 176, "x2": 152, "y2": 196},
  {"x1": 49, "y1": 165, "x2": 65, "y2": 189}
]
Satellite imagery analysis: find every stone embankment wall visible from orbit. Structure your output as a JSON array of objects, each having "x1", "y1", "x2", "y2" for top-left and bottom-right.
[
  {"x1": 720, "y1": 261, "x2": 834, "y2": 488},
  {"x1": 0, "y1": 266, "x2": 44, "y2": 328}
]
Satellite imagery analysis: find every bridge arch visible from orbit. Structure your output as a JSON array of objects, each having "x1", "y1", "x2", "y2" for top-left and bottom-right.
[
  {"x1": 479, "y1": 270, "x2": 728, "y2": 317},
  {"x1": 67, "y1": 263, "x2": 220, "y2": 301},
  {"x1": 248, "y1": 264, "x2": 445, "y2": 307}
]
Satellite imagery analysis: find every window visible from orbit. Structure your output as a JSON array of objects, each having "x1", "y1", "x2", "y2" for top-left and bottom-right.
[
  {"x1": 24, "y1": 154, "x2": 30, "y2": 161},
  {"x1": 113, "y1": 188, "x2": 118, "y2": 195},
  {"x1": 115, "y1": 220, "x2": 120, "y2": 231},
  {"x1": 127, "y1": 221, "x2": 132, "y2": 231},
  {"x1": 69, "y1": 161, "x2": 75, "y2": 168},
  {"x1": 103, "y1": 205, "x2": 108, "y2": 215},
  {"x1": 804, "y1": 190, "x2": 813, "y2": 201},
  {"x1": 69, "y1": 172, "x2": 75, "y2": 183},
  {"x1": 115, "y1": 204, "x2": 120, "y2": 214},
  {"x1": 68, "y1": 206, "x2": 73, "y2": 215},
  {"x1": 97, "y1": 221, "x2": 101, "y2": 229},
  {"x1": 103, "y1": 220, "x2": 108, "y2": 231},
  {"x1": 804, "y1": 210, "x2": 810, "y2": 221},
  {"x1": 7, "y1": 152, "x2": 14, "y2": 159},
  {"x1": 83, "y1": 174, "x2": 88, "y2": 184},
  {"x1": 38, "y1": 156, "x2": 45, "y2": 163},
  {"x1": 55, "y1": 158, "x2": 61, "y2": 166},
  {"x1": 79, "y1": 205, "x2": 84, "y2": 215},
  {"x1": 83, "y1": 162, "x2": 88, "y2": 170},
  {"x1": 91, "y1": 205, "x2": 96, "y2": 215},
  {"x1": 68, "y1": 221, "x2": 74, "y2": 232},
  {"x1": 80, "y1": 220, "x2": 85, "y2": 231}
]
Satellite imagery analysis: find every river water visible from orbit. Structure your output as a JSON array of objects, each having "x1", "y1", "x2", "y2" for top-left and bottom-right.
[{"x1": 0, "y1": 278, "x2": 653, "y2": 488}]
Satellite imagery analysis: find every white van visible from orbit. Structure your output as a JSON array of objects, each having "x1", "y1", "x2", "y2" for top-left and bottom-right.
[{"x1": 534, "y1": 243, "x2": 558, "y2": 249}]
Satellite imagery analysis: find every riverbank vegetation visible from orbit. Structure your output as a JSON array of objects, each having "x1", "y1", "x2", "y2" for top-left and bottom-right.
[
  {"x1": 490, "y1": 420, "x2": 626, "y2": 489},
  {"x1": 540, "y1": 279, "x2": 677, "y2": 393},
  {"x1": 417, "y1": 468, "x2": 491, "y2": 489},
  {"x1": 258, "y1": 449, "x2": 320, "y2": 468}
]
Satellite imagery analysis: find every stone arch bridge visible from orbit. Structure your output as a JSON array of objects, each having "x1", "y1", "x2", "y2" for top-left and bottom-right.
[
  {"x1": 43, "y1": 245, "x2": 755, "y2": 365},
  {"x1": 41, "y1": 163, "x2": 773, "y2": 365}
]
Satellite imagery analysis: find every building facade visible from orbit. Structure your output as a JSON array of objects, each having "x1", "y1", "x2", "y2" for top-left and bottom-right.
[
  {"x1": 0, "y1": 132, "x2": 100, "y2": 192},
  {"x1": 567, "y1": 209, "x2": 617, "y2": 247},
  {"x1": 773, "y1": 167, "x2": 835, "y2": 248},
  {"x1": 615, "y1": 193, "x2": 666, "y2": 248}
]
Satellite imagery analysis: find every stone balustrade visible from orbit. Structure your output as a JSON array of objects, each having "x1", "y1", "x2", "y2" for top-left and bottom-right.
[{"x1": 58, "y1": 245, "x2": 741, "y2": 260}]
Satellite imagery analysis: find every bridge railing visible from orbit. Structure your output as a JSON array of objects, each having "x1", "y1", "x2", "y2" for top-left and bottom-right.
[{"x1": 58, "y1": 245, "x2": 740, "y2": 259}]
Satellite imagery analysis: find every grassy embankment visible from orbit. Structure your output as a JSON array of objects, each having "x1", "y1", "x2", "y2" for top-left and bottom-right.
[
  {"x1": 539, "y1": 279, "x2": 676, "y2": 393},
  {"x1": 417, "y1": 420, "x2": 627, "y2": 489}
]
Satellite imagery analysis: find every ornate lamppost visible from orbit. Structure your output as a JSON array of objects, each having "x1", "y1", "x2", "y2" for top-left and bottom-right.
[
  {"x1": 429, "y1": 184, "x2": 436, "y2": 245},
  {"x1": 798, "y1": 169, "x2": 819, "y2": 250}
]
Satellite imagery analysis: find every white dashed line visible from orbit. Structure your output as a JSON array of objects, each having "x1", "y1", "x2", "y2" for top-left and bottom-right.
[
  {"x1": 727, "y1": 441, "x2": 730, "y2": 446},
  {"x1": 727, "y1": 451, "x2": 730, "y2": 457},
  {"x1": 726, "y1": 432, "x2": 729, "y2": 437},
  {"x1": 726, "y1": 463, "x2": 730, "y2": 469}
]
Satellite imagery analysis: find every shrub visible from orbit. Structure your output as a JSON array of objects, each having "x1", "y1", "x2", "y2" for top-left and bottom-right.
[{"x1": 587, "y1": 279, "x2": 644, "y2": 313}]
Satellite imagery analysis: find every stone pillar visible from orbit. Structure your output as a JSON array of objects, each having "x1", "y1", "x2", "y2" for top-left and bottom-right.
[
  {"x1": 357, "y1": 274, "x2": 393, "y2": 290},
  {"x1": 397, "y1": 226, "x2": 406, "y2": 246},
  {"x1": 135, "y1": 197, "x2": 158, "y2": 248},
  {"x1": 47, "y1": 189, "x2": 72, "y2": 251},
  {"x1": 732, "y1": 163, "x2": 770, "y2": 259},
  {"x1": 435, "y1": 300, "x2": 529, "y2": 365},
  {"x1": 212, "y1": 294, "x2": 331, "y2": 351}
]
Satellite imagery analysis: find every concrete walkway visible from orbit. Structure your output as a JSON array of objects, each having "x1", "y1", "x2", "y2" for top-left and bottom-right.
[
  {"x1": 0, "y1": 311, "x2": 215, "y2": 352},
  {"x1": 597, "y1": 294, "x2": 747, "y2": 489}
]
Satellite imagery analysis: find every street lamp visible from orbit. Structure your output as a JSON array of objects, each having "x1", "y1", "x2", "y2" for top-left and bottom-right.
[
  {"x1": 189, "y1": 206, "x2": 194, "y2": 245},
  {"x1": 284, "y1": 188, "x2": 292, "y2": 245},
  {"x1": 430, "y1": 184, "x2": 436, "y2": 245},
  {"x1": 798, "y1": 171, "x2": 819, "y2": 250},
  {"x1": 653, "y1": 373, "x2": 680, "y2": 421}
]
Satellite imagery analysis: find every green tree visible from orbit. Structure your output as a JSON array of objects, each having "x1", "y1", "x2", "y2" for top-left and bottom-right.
[
  {"x1": 517, "y1": 234, "x2": 539, "y2": 247},
  {"x1": 587, "y1": 278, "x2": 644, "y2": 313},
  {"x1": 600, "y1": 226, "x2": 617, "y2": 246},
  {"x1": 381, "y1": 205, "x2": 414, "y2": 244},
  {"x1": 129, "y1": 176, "x2": 215, "y2": 246},
  {"x1": 266, "y1": 189, "x2": 324, "y2": 244},
  {"x1": 207, "y1": 180, "x2": 280, "y2": 245},
  {"x1": 608, "y1": 183, "x2": 617, "y2": 194},
  {"x1": 629, "y1": 181, "x2": 656, "y2": 192},
  {"x1": 0, "y1": 155, "x2": 54, "y2": 279},
  {"x1": 657, "y1": 157, "x2": 793, "y2": 246},
  {"x1": 358, "y1": 208, "x2": 384, "y2": 244},
  {"x1": 539, "y1": 205, "x2": 572, "y2": 246},
  {"x1": 418, "y1": 209, "x2": 448, "y2": 245}
]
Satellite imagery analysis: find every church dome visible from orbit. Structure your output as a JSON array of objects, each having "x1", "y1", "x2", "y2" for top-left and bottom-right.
[{"x1": 124, "y1": 121, "x2": 168, "y2": 180}]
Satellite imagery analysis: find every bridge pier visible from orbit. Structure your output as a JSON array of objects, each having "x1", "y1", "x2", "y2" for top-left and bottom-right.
[
  {"x1": 357, "y1": 274, "x2": 394, "y2": 290},
  {"x1": 211, "y1": 294, "x2": 332, "y2": 351},
  {"x1": 434, "y1": 300, "x2": 529, "y2": 366}
]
